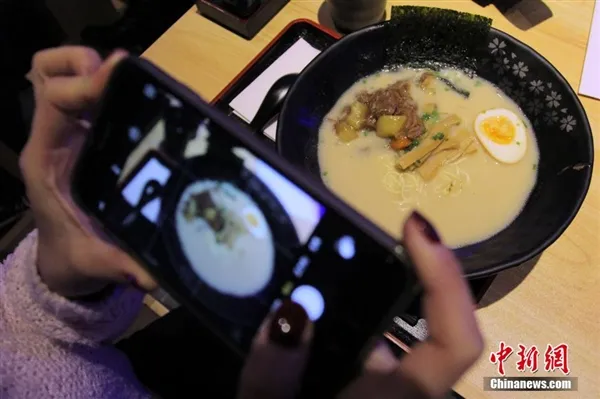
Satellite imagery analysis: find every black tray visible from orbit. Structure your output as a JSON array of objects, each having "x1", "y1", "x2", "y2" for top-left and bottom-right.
[{"x1": 212, "y1": 19, "x2": 338, "y2": 148}]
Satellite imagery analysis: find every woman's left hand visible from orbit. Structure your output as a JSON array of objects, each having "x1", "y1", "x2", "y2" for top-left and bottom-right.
[
  {"x1": 237, "y1": 213, "x2": 483, "y2": 398},
  {"x1": 21, "y1": 46, "x2": 157, "y2": 298}
]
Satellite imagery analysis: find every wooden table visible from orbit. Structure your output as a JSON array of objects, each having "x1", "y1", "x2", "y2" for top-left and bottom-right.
[{"x1": 143, "y1": 1, "x2": 600, "y2": 398}]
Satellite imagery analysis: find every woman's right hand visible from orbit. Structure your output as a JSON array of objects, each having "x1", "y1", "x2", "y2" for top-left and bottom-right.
[{"x1": 238, "y1": 211, "x2": 484, "y2": 399}]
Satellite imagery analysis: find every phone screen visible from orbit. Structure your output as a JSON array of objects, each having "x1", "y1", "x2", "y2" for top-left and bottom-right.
[{"x1": 73, "y1": 60, "x2": 416, "y2": 370}]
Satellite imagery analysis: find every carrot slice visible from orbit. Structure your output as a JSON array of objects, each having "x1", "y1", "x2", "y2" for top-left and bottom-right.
[{"x1": 391, "y1": 136, "x2": 411, "y2": 150}]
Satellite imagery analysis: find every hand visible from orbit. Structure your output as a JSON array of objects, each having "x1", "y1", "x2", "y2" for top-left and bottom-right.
[
  {"x1": 20, "y1": 46, "x2": 157, "y2": 298},
  {"x1": 238, "y1": 300, "x2": 313, "y2": 399},
  {"x1": 237, "y1": 211, "x2": 484, "y2": 399}
]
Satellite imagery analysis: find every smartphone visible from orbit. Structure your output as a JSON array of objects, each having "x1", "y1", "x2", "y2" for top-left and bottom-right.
[{"x1": 71, "y1": 57, "x2": 419, "y2": 394}]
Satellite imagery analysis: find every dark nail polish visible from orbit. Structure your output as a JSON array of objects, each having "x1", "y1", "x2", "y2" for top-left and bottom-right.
[
  {"x1": 269, "y1": 300, "x2": 308, "y2": 348},
  {"x1": 410, "y1": 211, "x2": 441, "y2": 244}
]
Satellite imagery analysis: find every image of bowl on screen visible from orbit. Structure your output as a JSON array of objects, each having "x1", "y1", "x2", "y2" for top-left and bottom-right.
[{"x1": 175, "y1": 180, "x2": 275, "y2": 298}]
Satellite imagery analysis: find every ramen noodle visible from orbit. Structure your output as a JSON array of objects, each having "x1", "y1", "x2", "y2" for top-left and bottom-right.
[{"x1": 318, "y1": 68, "x2": 539, "y2": 247}]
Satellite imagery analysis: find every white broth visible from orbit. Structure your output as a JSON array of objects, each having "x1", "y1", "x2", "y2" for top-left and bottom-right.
[{"x1": 318, "y1": 68, "x2": 539, "y2": 248}]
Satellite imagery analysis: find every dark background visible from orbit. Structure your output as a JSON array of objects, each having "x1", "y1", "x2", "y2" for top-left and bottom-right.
[{"x1": 0, "y1": 0, "x2": 194, "y2": 252}]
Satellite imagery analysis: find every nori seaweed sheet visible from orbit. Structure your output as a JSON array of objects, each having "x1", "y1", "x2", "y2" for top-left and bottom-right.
[{"x1": 386, "y1": 6, "x2": 493, "y2": 76}]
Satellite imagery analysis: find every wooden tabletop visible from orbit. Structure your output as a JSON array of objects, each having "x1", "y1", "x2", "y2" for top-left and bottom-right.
[{"x1": 143, "y1": 1, "x2": 600, "y2": 398}]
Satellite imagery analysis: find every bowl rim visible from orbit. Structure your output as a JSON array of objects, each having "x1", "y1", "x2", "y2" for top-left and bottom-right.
[
  {"x1": 465, "y1": 28, "x2": 594, "y2": 278},
  {"x1": 277, "y1": 22, "x2": 595, "y2": 278}
]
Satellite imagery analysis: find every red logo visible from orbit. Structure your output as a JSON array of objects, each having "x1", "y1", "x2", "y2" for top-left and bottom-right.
[
  {"x1": 516, "y1": 344, "x2": 539, "y2": 373},
  {"x1": 544, "y1": 343, "x2": 570, "y2": 375},
  {"x1": 489, "y1": 342, "x2": 570, "y2": 376},
  {"x1": 489, "y1": 341, "x2": 514, "y2": 376}
]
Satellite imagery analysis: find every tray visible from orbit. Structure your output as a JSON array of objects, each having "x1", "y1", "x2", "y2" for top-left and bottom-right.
[{"x1": 212, "y1": 19, "x2": 338, "y2": 147}]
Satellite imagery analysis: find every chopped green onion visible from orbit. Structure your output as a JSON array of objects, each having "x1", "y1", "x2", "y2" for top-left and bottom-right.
[
  {"x1": 432, "y1": 132, "x2": 445, "y2": 140},
  {"x1": 405, "y1": 139, "x2": 421, "y2": 152},
  {"x1": 421, "y1": 109, "x2": 440, "y2": 122}
]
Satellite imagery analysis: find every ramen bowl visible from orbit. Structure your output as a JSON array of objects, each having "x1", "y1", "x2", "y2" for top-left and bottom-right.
[{"x1": 270, "y1": 21, "x2": 594, "y2": 278}]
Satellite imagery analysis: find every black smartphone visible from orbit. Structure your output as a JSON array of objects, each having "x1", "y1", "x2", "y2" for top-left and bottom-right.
[{"x1": 71, "y1": 57, "x2": 419, "y2": 394}]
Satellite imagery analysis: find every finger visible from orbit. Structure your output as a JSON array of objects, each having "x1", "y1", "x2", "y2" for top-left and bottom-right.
[
  {"x1": 341, "y1": 212, "x2": 483, "y2": 399},
  {"x1": 43, "y1": 50, "x2": 127, "y2": 113},
  {"x1": 339, "y1": 341, "x2": 411, "y2": 399},
  {"x1": 402, "y1": 211, "x2": 480, "y2": 350},
  {"x1": 120, "y1": 257, "x2": 158, "y2": 292},
  {"x1": 75, "y1": 238, "x2": 157, "y2": 292},
  {"x1": 338, "y1": 340, "x2": 412, "y2": 399},
  {"x1": 363, "y1": 340, "x2": 398, "y2": 374},
  {"x1": 238, "y1": 300, "x2": 313, "y2": 399},
  {"x1": 31, "y1": 46, "x2": 102, "y2": 79},
  {"x1": 26, "y1": 50, "x2": 128, "y2": 153},
  {"x1": 392, "y1": 211, "x2": 483, "y2": 397}
]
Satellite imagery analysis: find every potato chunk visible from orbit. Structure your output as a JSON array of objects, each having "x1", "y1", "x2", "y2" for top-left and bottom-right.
[
  {"x1": 376, "y1": 115, "x2": 407, "y2": 138},
  {"x1": 335, "y1": 121, "x2": 359, "y2": 143},
  {"x1": 346, "y1": 102, "x2": 369, "y2": 130}
]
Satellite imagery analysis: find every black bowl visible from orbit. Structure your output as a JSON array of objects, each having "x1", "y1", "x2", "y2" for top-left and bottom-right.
[{"x1": 276, "y1": 23, "x2": 594, "y2": 278}]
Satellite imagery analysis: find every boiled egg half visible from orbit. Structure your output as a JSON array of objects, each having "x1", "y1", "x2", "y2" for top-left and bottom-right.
[
  {"x1": 242, "y1": 206, "x2": 268, "y2": 239},
  {"x1": 474, "y1": 108, "x2": 527, "y2": 164}
]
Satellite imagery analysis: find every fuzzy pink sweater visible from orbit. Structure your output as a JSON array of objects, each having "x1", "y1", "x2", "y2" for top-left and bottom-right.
[{"x1": 0, "y1": 230, "x2": 151, "y2": 398}]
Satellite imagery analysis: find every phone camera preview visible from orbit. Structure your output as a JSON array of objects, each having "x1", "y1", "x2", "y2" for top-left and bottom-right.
[
  {"x1": 291, "y1": 285, "x2": 325, "y2": 322},
  {"x1": 335, "y1": 235, "x2": 356, "y2": 260}
]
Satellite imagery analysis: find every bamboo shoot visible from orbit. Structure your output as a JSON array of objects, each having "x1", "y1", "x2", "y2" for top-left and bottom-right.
[
  {"x1": 418, "y1": 148, "x2": 459, "y2": 181},
  {"x1": 396, "y1": 115, "x2": 461, "y2": 170}
]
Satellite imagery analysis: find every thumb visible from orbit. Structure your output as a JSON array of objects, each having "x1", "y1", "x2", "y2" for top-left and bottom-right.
[
  {"x1": 43, "y1": 50, "x2": 127, "y2": 113},
  {"x1": 238, "y1": 300, "x2": 313, "y2": 399},
  {"x1": 29, "y1": 50, "x2": 129, "y2": 154},
  {"x1": 78, "y1": 238, "x2": 158, "y2": 292}
]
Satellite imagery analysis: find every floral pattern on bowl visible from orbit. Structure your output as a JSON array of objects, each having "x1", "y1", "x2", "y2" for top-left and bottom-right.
[{"x1": 479, "y1": 33, "x2": 582, "y2": 134}]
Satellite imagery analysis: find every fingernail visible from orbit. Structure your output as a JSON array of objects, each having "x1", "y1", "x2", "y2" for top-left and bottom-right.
[
  {"x1": 269, "y1": 300, "x2": 308, "y2": 348},
  {"x1": 409, "y1": 211, "x2": 441, "y2": 244},
  {"x1": 106, "y1": 50, "x2": 128, "y2": 65}
]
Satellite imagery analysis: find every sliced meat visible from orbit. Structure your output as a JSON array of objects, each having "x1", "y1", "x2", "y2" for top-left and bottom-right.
[
  {"x1": 364, "y1": 114, "x2": 378, "y2": 130},
  {"x1": 404, "y1": 111, "x2": 424, "y2": 139},
  {"x1": 358, "y1": 81, "x2": 411, "y2": 117},
  {"x1": 190, "y1": 191, "x2": 225, "y2": 232},
  {"x1": 357, "y1": 80, "x2": 424, "y2": 139}
]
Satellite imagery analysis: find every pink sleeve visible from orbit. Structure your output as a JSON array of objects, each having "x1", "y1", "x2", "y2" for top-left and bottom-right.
[{"x1": 0, "y1": 230, "x2": 144, "y2": 344}]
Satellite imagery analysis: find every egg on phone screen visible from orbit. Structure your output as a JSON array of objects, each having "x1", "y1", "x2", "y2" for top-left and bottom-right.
[
  {"x1": 242, "y1": 207, "x2": 268, "y2": 239},
  {"x1": 474, "y1": 108, "x2": 527, "y2": 164}
]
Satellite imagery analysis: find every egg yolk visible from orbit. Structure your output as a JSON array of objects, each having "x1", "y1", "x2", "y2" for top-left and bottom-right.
[
  {"x1": 481, "y1": 116, "x2": 515, "y2": 144},
  {"x1": 246, "y1": 214, "x2": 259, "y2": 227}
]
